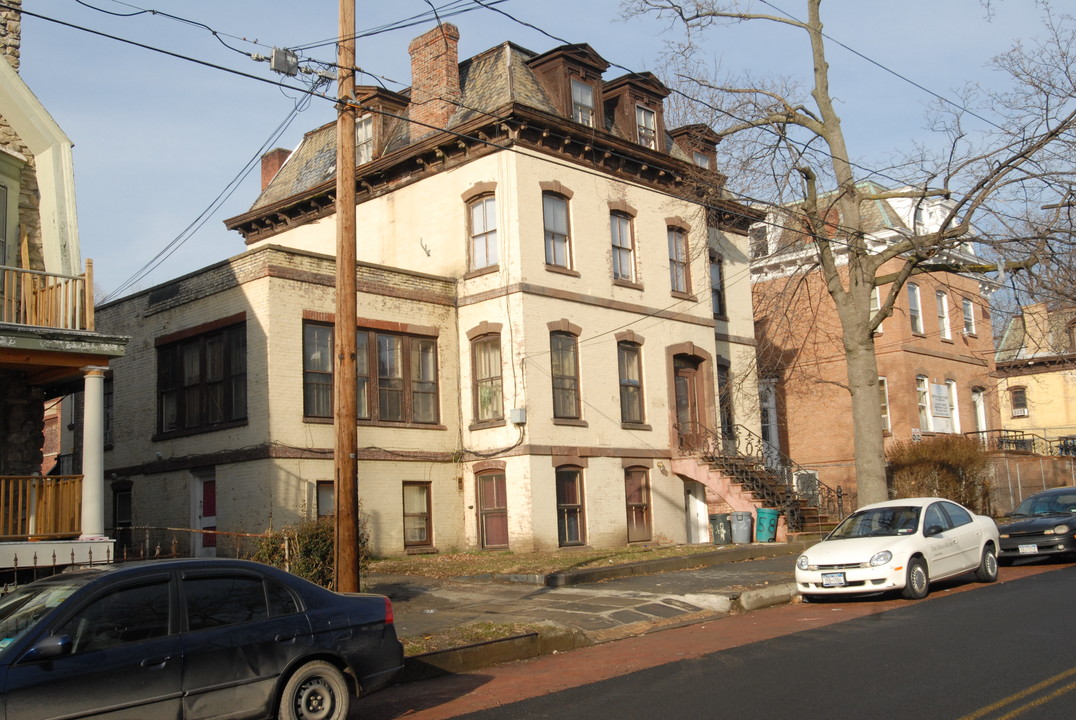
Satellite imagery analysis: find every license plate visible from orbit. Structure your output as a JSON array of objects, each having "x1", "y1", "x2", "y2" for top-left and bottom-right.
[
  {"x1": 822, "y1": 572, "x2": 847, "y2": 587},
  {"x1": 1018, "y1": 544, "x2": 1038, "y2": 554}
]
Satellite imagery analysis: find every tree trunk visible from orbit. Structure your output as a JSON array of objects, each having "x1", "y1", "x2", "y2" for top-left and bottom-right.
[{"x1": 843, "y1": 327, "x2": 888, "y2": 506}]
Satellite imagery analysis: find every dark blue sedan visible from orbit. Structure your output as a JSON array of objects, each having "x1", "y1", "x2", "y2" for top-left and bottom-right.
[
  {"x1": 998, "y1": 486, "x2": 1076, "y2": 564},
  {"x1": 0, "y1": 558, "x2": 403, "y2": 719}
]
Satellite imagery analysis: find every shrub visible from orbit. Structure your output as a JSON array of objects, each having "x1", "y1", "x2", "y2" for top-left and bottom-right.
[
  {"x1": 886, "y1": 435, "x2": 993, "y2": 515},
  {"x1": 250, "y1": 515, "x2": 369, "y2": 590}
]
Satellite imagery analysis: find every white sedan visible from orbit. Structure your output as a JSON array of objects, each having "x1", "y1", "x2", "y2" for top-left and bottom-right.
[{"x1": 795, "y1": 497, "x2": 1000, "y2": 601}]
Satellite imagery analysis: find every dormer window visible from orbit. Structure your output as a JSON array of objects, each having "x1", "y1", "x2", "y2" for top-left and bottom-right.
[
  {"x1": 636, "y1": 106, "x2": 657, "y2": 149},
  {"x1": 571, "y1": 79, "x2": 595, "y2": 127},
  {"x1": 356, "y1": 114, "x2": 373, "y2": 165},
  {"x1": 693, "y1": 151, "x2": 711, "y2": 170},
  {"x1": 527, "y1": 44, "x2": 610, "y2": 131}
]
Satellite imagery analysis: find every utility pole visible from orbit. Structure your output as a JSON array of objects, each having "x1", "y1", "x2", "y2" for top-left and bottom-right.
[{"x1": 334, "y1": 0, "x2": 360, "y2": 593}]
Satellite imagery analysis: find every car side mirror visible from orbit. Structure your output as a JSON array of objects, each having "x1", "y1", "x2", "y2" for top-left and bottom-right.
[
  {"x1": 20, "y1": 635, "x2": 72, "y2": 663},
  {"x1": 924, "y1": 525, "x2": 945, "y2": 537}
]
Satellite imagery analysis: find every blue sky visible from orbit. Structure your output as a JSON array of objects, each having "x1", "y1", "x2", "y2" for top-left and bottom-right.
[{"x1": 18, "y1": 0, "x2": 1049, "y2": 298}]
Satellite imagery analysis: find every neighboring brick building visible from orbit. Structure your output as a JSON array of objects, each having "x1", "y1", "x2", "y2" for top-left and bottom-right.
[
  {"x1": 97, "y1": 26, "x2": 781, "y2": 557},
  {"x1": 751, "y1": 183, "x2": 1000, "y2": 501}
]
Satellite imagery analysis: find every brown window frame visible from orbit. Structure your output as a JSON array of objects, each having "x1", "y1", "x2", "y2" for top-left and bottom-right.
[
  {"x1": 625, "y1": 467, "x2": 652, "y2": 543},
  {"x1": 302, "y1": 321, "x2": 440, "y2": 425},
  {"x1": 550, "y1": 331, "x2": 581, "y2": 419},
  {"x1": 472, "y1": 333, "x2": 504, "y2": 423},
  {"x1": 157, "y1": 322, "x2": 247, "y2": 437},
  {"x1": 555, "y1": 466, "x2": 586, "y2": 547},
  {"x1": 618, "y1": 341, "x2": 644, "y2": 424}
]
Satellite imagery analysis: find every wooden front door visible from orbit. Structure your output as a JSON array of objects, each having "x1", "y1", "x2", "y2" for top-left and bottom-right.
[
  {"x1": 674, "y1": 355, "x2": 702, "y2": 450},
  {"x1": 478, "y1": 472, "x2": 508, "y2": 548}
]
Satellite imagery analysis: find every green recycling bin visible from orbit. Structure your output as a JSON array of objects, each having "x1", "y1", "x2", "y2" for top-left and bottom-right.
[
  {"x1": 709, "y1": 513, "x2": 732, "y2": 545},
  {"x1": 756, "y1": 507, "x2": 780, "y2": 542}
]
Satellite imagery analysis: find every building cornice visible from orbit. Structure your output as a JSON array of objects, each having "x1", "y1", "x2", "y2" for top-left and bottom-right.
[{"x1": 224, "y1": 103, "x2": 762, "y2": 244}]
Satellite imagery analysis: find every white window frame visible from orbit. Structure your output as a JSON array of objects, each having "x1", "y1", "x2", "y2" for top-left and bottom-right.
[
  {"x1": 870, "y1": 286, "x2": 883, "y2": 334},
  {"x1": 879, "y1": 377, "x2": 891, "y2": 432},
  {"x1": 668, "y1": 227, "x2": 689, "y2": 293},
  {"x1": 916, "y1": 375, "x2": 933, "y2": 432},
  {"x1": 937, "y1": 291, "x2": 951, "y2": 340},
  {"x1": 469, "y1": 195, "x2": 498, "y2": 270},
  {"x1": 962, "y1": 297, "x2": 976, "y2": 336},
  {"x1": 636, "y1": 105, "x2": 657, "y2": 149},
  {"x1": 571, "y1": 79, "x2": 595, "y2": 127},
  {"x1": 610, "y1": 212, "x2": 635, "y2": 282},
  {"x1": 946, "y1": 379, "x2": 961, "y2": 433},
  {"x1": 908, "y1": 283, "x2": 923, "y2": 334},
  {"x1": 356, "y1": 114, "x2": 373, "y2": 165}
]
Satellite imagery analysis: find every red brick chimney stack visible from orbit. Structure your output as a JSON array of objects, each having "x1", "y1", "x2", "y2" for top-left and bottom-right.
[
  {"x1": 260, "y1": 148, "x2": 291, "y2": 191},
  {"x1": 408, "y1": 23, "x2": 461, "y2": 140}
]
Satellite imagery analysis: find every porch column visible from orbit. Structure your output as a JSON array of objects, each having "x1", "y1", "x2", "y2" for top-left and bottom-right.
[{"x1": 80, "y1": 366, "x2": 108, "y2": 540}]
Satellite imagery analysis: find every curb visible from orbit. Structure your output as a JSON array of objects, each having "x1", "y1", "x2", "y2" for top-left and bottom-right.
[{"x1": 492, "y1": 541, "x2": 810, "y2": 587}]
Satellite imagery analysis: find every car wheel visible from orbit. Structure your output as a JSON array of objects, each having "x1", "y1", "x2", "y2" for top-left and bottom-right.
[
  {"x1": 901, "y1": 557, "x2": 929, "y2": 600},
  {"x1": 975, "y1": 545, "x2": 999, "y2": 583},
  {"x1": 279, "y1": 660, "x2": 350, "y2": 720}
]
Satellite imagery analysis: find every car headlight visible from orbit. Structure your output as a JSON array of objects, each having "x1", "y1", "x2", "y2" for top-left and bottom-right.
[
  {"x1": 1053, "y1": 524, "x2": 1070, "y2": 535},
  {"x1": 870, "y1": 550, "x2": 893, "y2": 567},
  {"x1": 796, "y1": 555, "x2": 809, "y2": 570}
]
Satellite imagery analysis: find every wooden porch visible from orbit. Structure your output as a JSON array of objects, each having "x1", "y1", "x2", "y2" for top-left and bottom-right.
[
  {"x1": 0, "y1": 260, "x2": 95, "y2": 331},
  {"x1": 0, "y1": 475, "x2": 83, "y2": 541}
]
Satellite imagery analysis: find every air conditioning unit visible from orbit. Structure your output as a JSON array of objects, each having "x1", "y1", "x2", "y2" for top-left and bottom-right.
[{"x1": 1012, "y1": 408, "x2": 1029, "y2": 417}]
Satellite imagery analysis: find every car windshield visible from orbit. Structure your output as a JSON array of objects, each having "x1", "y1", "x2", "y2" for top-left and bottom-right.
[
  {"x1": 0, "y1": 577, "x2": 88, "y2": 658},
  {"x1": 1011, "y1": 493, "x2": 1076, "y2": 517},
  {"x1": 828, "y1": 506, "x2": 921, "y2": 539}
]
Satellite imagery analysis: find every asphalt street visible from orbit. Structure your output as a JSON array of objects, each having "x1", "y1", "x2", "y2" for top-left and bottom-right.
[{"x1": 357, "y1": 560, "x2": 1073, "y2": 720}]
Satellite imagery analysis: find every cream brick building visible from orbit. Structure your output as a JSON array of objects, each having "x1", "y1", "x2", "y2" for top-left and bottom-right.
[{"x1": 97, "y1": 27, "x2": 792, "y2": 557}]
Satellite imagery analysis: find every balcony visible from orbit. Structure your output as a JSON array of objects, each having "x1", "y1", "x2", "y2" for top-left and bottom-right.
[
  {"x1": 0, "y1": 261, "x2": 94, "y2": 332},
  {"x1": 0, "y1": 475, "x2": 83, "y2": 541}
]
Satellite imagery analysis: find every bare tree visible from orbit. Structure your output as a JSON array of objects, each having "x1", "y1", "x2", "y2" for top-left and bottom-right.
[{"x1": 624, "y1": 0, "x2": 1076, "y2": 505}]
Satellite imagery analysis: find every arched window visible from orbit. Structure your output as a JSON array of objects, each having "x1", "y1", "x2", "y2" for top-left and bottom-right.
[{"x1": 468, "y1": 194, "x2": 498, "y2": 270}]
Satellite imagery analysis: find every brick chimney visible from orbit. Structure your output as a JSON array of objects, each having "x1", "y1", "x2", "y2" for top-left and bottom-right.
[
  {"x1": 1, "y1": 0, "x2": 22, "y2": 72},
  {"x1": 408, "y1": 23, "x2": 461, "y2": 140},
  {"x1": 260, "y1": 148, "x2": 291, "y2": 190}
]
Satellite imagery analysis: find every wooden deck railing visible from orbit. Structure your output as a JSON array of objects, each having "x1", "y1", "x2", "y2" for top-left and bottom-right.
[
  {"x1": 0, "y1": 476, "x2": 83, "y2": 540},
  {"x1": 0, "y1": 260, "x2": 94, "y2": 331}
]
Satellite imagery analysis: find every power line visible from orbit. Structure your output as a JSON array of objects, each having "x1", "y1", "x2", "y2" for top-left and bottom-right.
[{"x1": 19, "y1": 1, "x2": 1049, "y2": 303}]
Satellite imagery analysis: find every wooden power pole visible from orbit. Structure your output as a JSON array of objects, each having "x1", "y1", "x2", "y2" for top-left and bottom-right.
[{"x1": 334, "y1": 0, "x2": 360, "y2": 593}]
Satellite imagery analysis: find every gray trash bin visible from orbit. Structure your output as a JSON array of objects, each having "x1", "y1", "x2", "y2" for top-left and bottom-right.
[
  {"x1": 709, "y1": 513, "x2": 732, "y2": 544},
  {"x1": 730, "y1": 511, "x2": 753, "y2": 544}
]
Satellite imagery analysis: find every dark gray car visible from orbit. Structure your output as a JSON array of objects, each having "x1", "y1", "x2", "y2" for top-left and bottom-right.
[
  {"x1": 997, "y1": 486, "x2": 1076, "y2": 564},
  {"x1": 0, "y1": 558, "x2": 403, "y2": 720}
]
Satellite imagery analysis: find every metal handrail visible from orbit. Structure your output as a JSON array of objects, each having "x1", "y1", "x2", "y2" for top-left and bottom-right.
[
  {"x1": 964, "y1": 429, "x2": 1063, "y2": 456},
  {"x1": 675, "y1": 421, "x2": 845, "y2": 531}
]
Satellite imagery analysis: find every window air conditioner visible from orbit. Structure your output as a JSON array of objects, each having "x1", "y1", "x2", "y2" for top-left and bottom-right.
[{"x1": 1012, "y1": 408, "x2": 1029, "y2": 417}]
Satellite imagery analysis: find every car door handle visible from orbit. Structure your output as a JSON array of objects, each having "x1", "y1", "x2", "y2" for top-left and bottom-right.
[
  {"x1": 141, "y1": 656, "x2": 171, "y2": 669},
  {"x1": 275, "y1": 633, "x2": 297, "y2": 644}
]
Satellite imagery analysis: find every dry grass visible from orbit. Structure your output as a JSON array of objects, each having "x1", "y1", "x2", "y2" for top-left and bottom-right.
[
  {"x1": 367, "y1": 543, "x2": 722, "y2": 579},
  {"x1": 401, "y1": 621, "x2": 547, "y2": 656}
]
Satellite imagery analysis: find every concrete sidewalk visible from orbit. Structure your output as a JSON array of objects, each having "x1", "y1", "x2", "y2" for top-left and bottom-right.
[{"x1": 366, "y1": 542, "x2": 807, "y2": 681}]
